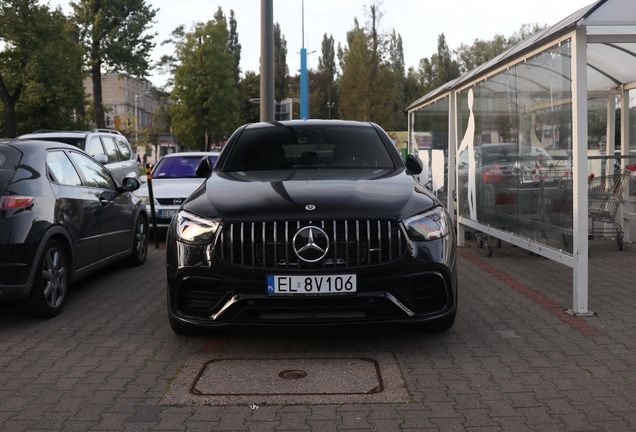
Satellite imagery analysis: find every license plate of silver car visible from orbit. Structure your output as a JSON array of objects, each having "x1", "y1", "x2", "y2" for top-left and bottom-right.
[
  {"x1": 267, "y1": 274, "x2": 357, "y2": 295},
  {"x1": 159, "y1": 210, "x2": 177, "y2": 219}
]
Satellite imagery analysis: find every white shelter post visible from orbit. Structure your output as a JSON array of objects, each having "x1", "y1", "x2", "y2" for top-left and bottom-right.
[
  {"x1": 451, "y1": 90, "x2": 465, "y2": 246},
  {"x1": 607, "y1": 94, "x2": 621, "y2": 236},
  {"x1": 620, "y1": 86, "x2": 631, "y2": 241},
  {"x1": 607, "y1": 94, "x2": 616, "y2": 158},
  {"x1": 569, "y1": 28, "x2": 591, "y2": 316},
  {"x1": 447, "y1": 92, "x2": 457, "y2": 222}
]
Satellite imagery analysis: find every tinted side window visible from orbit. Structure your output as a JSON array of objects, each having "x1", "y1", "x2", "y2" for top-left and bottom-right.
[
  {"x1": 0, "y1": 145, "x2": 22, "y2": 189},
  {"x1": 100, "y1": 136, "x2": 122, "y2": 162},
  {"x1": 87, "y1": 137, "x2": 105, "y2": 158},
  {"x1": 115, "y1": 138, "x2": 131, "y2": 160},
  {"x1": 69, "y1": 151, "x2": 116, "y2": 189},
  {"x1": 47, "y1": 151, "x2": 83, "y2": 186}
]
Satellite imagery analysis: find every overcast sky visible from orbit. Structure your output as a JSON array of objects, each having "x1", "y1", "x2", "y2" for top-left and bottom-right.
[{"x1": 46, "y1": 0, "x2": 594, "y2": 88}]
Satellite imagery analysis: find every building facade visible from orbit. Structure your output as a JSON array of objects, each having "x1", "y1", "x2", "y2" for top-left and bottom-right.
[{"x1": 84, "y1": 74, "x2": 177, "y2": 163}]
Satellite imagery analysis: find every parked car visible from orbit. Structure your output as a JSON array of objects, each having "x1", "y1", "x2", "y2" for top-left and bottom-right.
[
  {"x1": 135, "y1": 151, "x2": 220, "y2": 230},
  {"x1": 0, "y1": 140, "x2": 148, "y2": 318},
  {"x1": 17, "y1": 129, "x2": 139, "y2": 183},
  {"x1": 166, "y1": 120, "x2": 457, "y2": 334}
]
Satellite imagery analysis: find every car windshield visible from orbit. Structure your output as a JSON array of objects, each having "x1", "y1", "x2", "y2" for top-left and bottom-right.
[
  {"x1": 222, "y1": 124, "x2": 395, "y2": 171},
  {"x1": 153, "y1": 156, "x2": 205, "y2": 178}
]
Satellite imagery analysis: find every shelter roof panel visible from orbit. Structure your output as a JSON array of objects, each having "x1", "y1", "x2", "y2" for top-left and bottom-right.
[
  {"x1": 587, "y1": 43, "x2": 636, "y2": 88},
  {"x1": 406, "y1": 0, "x2": 612, "y2": 111},
  {"x1": 579, "y1": 0, "x2": 636, "y2": 25}
]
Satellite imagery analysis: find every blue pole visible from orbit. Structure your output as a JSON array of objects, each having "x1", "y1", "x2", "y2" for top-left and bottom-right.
[{"x1": 300, "y1": 47, "x2": 308, "y2": 119}]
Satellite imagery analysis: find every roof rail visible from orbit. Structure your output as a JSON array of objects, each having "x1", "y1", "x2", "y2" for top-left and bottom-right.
[{"x1": 92, "y1": 128, "x2": 123, "y2": 135}]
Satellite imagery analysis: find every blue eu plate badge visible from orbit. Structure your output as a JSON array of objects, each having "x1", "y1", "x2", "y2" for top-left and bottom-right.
[{"x1": 267, "y1": 275, "x2": 275, "y2": 294}]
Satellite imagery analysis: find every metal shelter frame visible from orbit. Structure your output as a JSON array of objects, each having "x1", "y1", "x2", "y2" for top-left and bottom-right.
[{"x1": 406, "y1": 0, "x2": 636, "y2": 316}]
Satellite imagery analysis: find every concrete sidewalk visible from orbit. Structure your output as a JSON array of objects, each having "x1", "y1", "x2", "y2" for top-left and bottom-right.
[{"x1": 0, "y1": 238, "x2": 635, "y2": 431}]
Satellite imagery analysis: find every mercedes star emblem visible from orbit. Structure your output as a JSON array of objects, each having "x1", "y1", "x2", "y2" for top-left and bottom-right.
[{"x1": 293, "y1": 226, "x2": 330, "y2": 262}]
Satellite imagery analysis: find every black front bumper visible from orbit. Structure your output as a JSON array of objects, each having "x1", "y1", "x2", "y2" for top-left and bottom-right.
[{"x1": 166, "y1": 234, "x2": 457, "y2": 330}]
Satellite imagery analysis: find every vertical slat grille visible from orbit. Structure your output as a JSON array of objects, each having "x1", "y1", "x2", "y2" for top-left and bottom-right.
[{"x1": 220, "y1": 220, "x2": 405, "y2": 268}]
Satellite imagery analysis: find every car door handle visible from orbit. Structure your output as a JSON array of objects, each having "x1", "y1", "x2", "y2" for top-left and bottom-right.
[{"x1": 95, "y1": 190, "x2": 117, "y2": 205}]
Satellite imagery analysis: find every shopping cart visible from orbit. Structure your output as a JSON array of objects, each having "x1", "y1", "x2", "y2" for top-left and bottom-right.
[{"x1": 588, "y1": 164, "x2": 636, "y2": 250}]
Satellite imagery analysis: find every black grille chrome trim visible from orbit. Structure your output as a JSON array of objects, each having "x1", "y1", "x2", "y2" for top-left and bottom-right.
[{"x1": 218, "y1": 220, "x2": 406, "y2": 268}]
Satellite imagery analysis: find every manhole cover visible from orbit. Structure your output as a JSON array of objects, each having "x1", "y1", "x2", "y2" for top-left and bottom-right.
[
  {"x1": 191, "y1": 358, "x2": 382, "y2": 395},
  {"x1": 160, "y1": 352, "x2": 409, "y2": 406},
  {"x1": 279, "y1": 370, "x2": 307, "y2": 379}
]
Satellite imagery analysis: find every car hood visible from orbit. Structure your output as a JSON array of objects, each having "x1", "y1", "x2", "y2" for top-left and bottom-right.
[
  {"x1": 183, "y1": 169, "x2": 439, "y2": 221},
  {"x1": 136, "y1": 178, "x2": 205, "y2": 198}
]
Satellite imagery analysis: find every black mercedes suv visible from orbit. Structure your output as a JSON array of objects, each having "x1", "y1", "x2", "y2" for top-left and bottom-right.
[{"x1": 166, "y1": 120, "x2": 457, "y2": 334}]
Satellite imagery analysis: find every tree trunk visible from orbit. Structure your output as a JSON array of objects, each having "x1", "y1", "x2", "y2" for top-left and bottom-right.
[
  {"x1": 91, "y1": 54, "x2": 104, "y2": 128},
  {"x1": 0, "y1": 76, "x2": 21, "y2": 138},
  {"x1": 2, "y1": 100, "x2": 18, "y2": 138}
]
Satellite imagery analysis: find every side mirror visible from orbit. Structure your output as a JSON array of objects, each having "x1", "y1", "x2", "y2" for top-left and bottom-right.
[
  {"x1": 405, "y1": 154, "x2": 423, "y2": 175},
  {"x1": 195, "y1": 156, "x2": 213, "y2": 178},
  {"x1": 121, "y1": 177, "x2": 140, "y2": 192},
  {"x1": 94, "y1": 154, "x2": 109, "y2": 165}
]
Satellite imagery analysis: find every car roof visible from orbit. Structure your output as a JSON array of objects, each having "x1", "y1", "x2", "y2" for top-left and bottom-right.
[
  {"x1": 18, "y1": 129, "x2": 124, "y2": 139},
  {"x1": 243, "y1": 119, "x2": 374, "y2": 129},
  {"x1": 2, "y1": 139, "x2": 85, "y2": 151},
  {"x1": 161, "y1": 151, "x2": 221, "y2": 158}
]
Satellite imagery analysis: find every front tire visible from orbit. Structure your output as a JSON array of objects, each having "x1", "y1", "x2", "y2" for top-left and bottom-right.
[
  {"x1": 125, "y1": 215, "x2": 148, "y2": 266},
  {"x1": 17, "y1": 240, "x2": 68, "y2": 318}
]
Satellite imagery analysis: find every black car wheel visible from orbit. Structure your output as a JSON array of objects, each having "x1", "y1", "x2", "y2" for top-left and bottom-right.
[
  {"x1": 125, "y1": 215, "x2": 148, "y2": 266},
  {"x1": 17, "y1": 240, "x2": 68, "y2": 318}
]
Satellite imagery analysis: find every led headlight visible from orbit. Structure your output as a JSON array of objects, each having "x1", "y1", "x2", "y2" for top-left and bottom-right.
[
  {"x1": 403, "y1": 206, "x2": 450, "y2": 241},
  {"x1": 173, "y1": 211, "x2": 220, "y2": 244}
]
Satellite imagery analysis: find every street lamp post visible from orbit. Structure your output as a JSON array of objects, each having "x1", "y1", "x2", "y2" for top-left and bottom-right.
[
  {"x1": 327, "y1": 86, "x2": 335, "y2": 119},
  {"x1": 300, "y1": 0, "x2": 309, "y2": 119},
  {"x1": 327, "y1": 101, "x2": 335, "y2": 119},
  {"x1": 134, "y1": 94, "x2": 139, "y2": 150}
]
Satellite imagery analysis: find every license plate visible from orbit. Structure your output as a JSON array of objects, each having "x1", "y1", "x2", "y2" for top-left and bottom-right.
[
  {"x1": 158, "y1": 210, "x2": 177, "y2": 219},
  {"x1": 267, "y1": 274, "x2": 357, "y2": 295}
]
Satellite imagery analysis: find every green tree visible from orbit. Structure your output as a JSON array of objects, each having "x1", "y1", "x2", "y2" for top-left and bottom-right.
[
  {"x1": 338, "y1": 3, "x2": 394, "y2": 128},
  {"x1": 228, "y1": 10, "x2": 241, "y2": 88},
  {"x1": 388, "y1": 30, "x2": 406, "y2": 130},
  {"x1": 309, "y1": 33, "x2": 337, "y2": 119},
  {"x1": 274, "y1": 23, "x2": 289, "y2": 101},
  {"x1": 0, "y1": 0, "x2": 85, "y2": 137},
  {"x1": 238, "y1": 70, "x2": 261, "y2": 124},
  {"x1": 338, "y1": 19, "x2": 370, "y2": 121},
  {"x1": 454, "y1": 23, "x2": 547, "y2": 74},
  {"x1": 403, "y1": 66, "x2": 426, "y2": 110},
  {"x1": 169, "y1": 19, "x2": 239, "y2": 149},
  {"x1": 156, "y1": 25, "x2": 186, "y2": 89},
  {"x1": 418, "y1": 33, "x2": 460, "y2": 94},
  {"x1": 213, "y1": 7, "x2": 241, "y2": 87},
  {"x1": 71, "y1": 0, "x2": 157, "y2": 128},
  {"x1": 141, "y1": 87, "x2": 170, "y2": 157}
]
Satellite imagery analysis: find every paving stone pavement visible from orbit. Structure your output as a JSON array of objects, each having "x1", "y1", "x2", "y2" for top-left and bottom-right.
[{"x1": 1, "y1": 237, "x2": 635, "y2": 431}]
